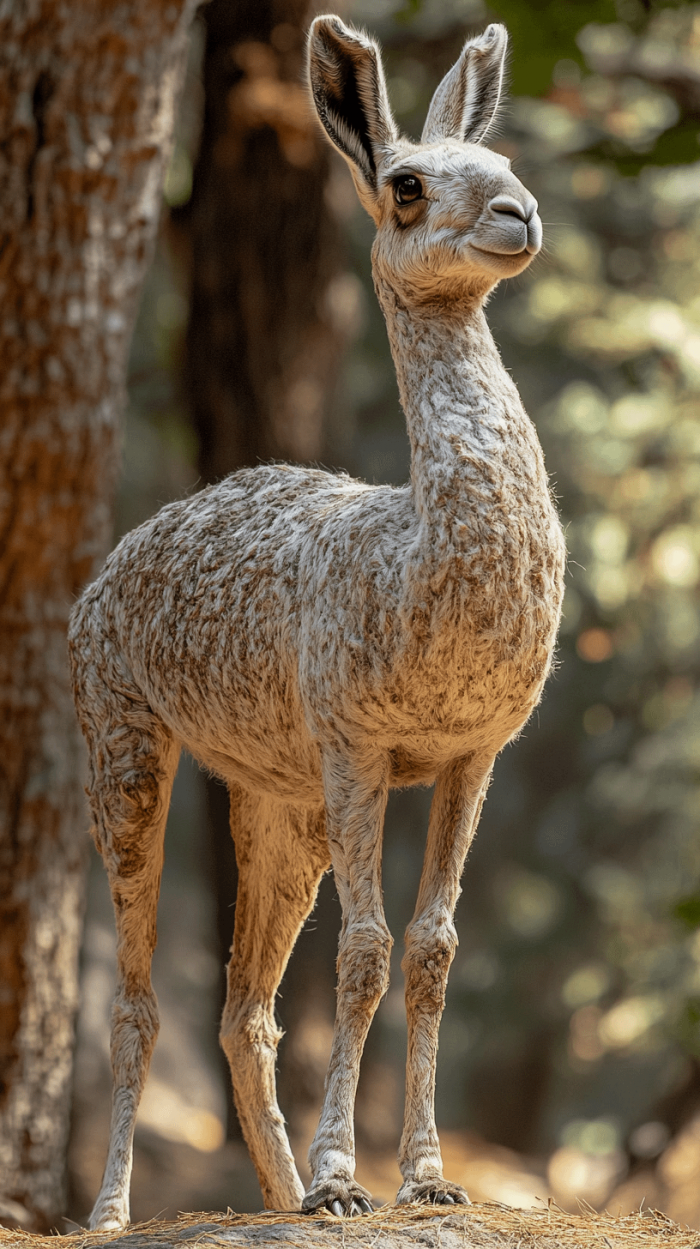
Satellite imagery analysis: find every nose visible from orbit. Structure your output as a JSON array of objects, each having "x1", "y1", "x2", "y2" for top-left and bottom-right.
[
  {"x1": 489, "y1": 193, "x2": 542, "y2": 255},
  {"x1": 489, "y1": 194, "x2": 531, "y2": 221}
]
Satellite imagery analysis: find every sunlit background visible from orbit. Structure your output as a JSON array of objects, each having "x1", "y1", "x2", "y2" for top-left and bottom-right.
[{"x1": 67, "y1": 0, "x2": 700, "y2": 1230}]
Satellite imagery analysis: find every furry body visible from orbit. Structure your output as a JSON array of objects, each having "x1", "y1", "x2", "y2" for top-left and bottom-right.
[{"x1": 69, "y1": 13, "x2": 565, "y2": 1231}]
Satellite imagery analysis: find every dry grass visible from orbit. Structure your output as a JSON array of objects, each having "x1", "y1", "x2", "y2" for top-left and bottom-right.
[{"x1": 1, "y1": 1203, "x2": 700, "y2": 1249}]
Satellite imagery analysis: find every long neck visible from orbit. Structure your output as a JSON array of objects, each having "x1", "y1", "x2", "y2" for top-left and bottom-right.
[{"x1": 374, "y1": 271, "x2": 546, "y2": 544}]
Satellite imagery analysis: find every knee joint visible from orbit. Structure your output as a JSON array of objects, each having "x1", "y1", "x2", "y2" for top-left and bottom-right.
[
  {"x1": 337, "y1": 922, "x2": 393, "y2": 1006},
  {"x1": 402, "y1": 920, "x2": 457, "y2": 1011},
  {"x1": 110, "y1": 989, "x2": 159, "y2": 1079},
  {"x1": 220, "y1": 1001, "x2": 281, "y2": 1064}
]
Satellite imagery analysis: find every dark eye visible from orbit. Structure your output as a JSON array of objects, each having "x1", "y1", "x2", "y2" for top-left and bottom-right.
[{"x1": 394, "y1": 175, "x2": 422, "y2": 205}]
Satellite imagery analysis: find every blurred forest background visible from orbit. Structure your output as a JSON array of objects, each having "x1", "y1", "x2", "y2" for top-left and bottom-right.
[{"x1": 65, "y1": 0, "x2": 700, "y2": 1231}]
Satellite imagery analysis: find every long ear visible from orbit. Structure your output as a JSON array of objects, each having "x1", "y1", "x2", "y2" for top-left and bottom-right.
[
  {"x1": 307, "y1": 15, "x2": 397, "y2": 215},
  {"x1": 421, "y1": 24, "x2": 508, "y2": 146}
]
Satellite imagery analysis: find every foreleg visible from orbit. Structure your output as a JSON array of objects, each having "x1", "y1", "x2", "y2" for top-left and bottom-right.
[
  {"x1": 397, "y1": 755, "x2": 493, "y2": 1206},
  {"x1": 303, "y1": 749, "x2": 392, "y2": 1216}
]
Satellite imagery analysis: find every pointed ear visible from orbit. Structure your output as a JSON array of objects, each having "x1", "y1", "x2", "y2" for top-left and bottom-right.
[
  {"x1": 307, "y1": 15, "x2": 397, "y2": 216},
  {"x1": 421, "y1": 24, "x2": 508, "y2": 146}
]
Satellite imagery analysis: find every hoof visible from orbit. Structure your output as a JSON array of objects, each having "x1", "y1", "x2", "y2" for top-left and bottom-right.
[
  {"x1": 396, "y1": 1179, "x2": 470, "y2": 1207},
  {"x1": 303, "y1": 1180, "x2": 374, "y2": 1217}
]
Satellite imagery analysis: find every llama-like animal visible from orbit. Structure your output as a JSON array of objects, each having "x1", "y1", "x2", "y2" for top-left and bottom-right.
[{"x1": 69, "y1": 14, "x2": 565, "y2": 1230}]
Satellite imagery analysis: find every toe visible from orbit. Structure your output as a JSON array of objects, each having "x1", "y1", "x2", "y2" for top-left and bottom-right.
[
  {"x1": 350, "y1": 1198, "x2": 373, "y2": 1216},
  {"x1": 304, "y1": 1181, "x2": 373, "y2": 1218}
]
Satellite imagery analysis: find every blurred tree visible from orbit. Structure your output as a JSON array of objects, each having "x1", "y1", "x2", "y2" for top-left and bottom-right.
[
  {"x1": 183, "y1": 0, "x2": 349, "y2": 474},
  {"x1": 0, "y1": 0, "x2": 195, "y2": 1229},
  {"x1": 178, "y1": 0, "x2": 352, "y2": 1142}
]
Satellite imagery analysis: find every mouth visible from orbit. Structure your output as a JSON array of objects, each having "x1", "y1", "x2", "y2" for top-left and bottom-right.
[
  {"x1": 470, "y1": 243, "x2": 531, "y2": 259},
  {"x1": 469, "y1": 211, "x2": 542, "y2": 263},
  {"x1": 467, "y1": 242, "x2": 535, "y2": 272}
]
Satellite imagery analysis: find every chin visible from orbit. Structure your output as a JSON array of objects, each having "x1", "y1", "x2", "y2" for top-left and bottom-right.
[{"x1": 397, "y1": 247, "x2": 534, "y2": 304}]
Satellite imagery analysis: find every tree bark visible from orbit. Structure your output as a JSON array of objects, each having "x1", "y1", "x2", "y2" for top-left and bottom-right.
[
  {"x1": 180, "y1": 0, "x2": 349, "y2": 1142},
  {"x1": 0, "y1": 0, "x2": 196, "y2": 1230}
]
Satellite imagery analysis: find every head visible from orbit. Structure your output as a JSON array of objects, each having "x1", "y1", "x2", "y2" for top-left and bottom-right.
[{"x1": 308, "y1": 16, "x2": 541, "y2": 305}]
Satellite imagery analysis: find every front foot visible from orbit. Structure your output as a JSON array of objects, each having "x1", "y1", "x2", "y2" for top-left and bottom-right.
[
  {"x1": 397, "y1": 1179, "x2": 470, "y2": 1207},
  {"x1": 88, "y1": 1198, "x2": 130, "y2": 1232},
  {"x1": 302, "y1": 1179, "x2": 374, "y2": 1217}
]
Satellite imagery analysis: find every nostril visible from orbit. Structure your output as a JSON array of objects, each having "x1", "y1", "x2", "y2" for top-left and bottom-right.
[{"x1": 489, "y1": 195, "x2": 528, "y2": 222}]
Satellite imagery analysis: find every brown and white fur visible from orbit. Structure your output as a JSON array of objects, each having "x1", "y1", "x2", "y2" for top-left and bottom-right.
[{"x1": 69, "y1": 15, "x2": 565, "y2": 1231}]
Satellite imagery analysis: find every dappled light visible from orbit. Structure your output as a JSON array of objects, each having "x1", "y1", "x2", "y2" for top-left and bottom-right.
[{"x1": 137, "y1": 1081, "x2": 224, "y2": 1153}]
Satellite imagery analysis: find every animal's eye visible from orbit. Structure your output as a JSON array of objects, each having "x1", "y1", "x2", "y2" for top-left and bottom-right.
[{"x1": 393, "y1": 175, "x2": 422, "y2": 205}]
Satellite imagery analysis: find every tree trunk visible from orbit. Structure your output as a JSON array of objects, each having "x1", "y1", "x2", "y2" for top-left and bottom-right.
[
  {"x1": 184, "y1": 0, "x2": 347, "y2": 476},
  {"x1": 0, "y1": 0, "x2": 195, "y2": 1230},
  {"x1": 180, "y1": 0, "x2": 349, "y2": 1142}
]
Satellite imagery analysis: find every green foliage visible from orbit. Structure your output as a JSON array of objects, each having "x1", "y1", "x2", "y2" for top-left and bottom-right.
[
  {"x1": 586, "y1": 119, "x2": 700, "y2": 176},
  {"x1": 488, "y1": 0, "x2": 617, "y2": 96},
  {"x1": 673, "y1": 897, "x2": 700, "y2": 931},
  {"x1": 677, "y1": 996, "x2": 700, "y2": 1057},
  {"x1": 394, "y1": 0, "x2": 423, "y2": 25}
]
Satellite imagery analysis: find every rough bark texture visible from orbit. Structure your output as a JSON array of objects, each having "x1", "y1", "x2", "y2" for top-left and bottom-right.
[
  {"x1": 0, "y1": 0, "x2": 195, "y2": 1230},
  {"x1": 180, "y1": 0, "x2": 348, "y2": 1140}
]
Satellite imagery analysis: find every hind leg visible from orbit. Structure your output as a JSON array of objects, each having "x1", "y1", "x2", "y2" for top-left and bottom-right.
[
  {"x1": 220, "y1": 787, "x2": 330, "y2": 1211},
  {"x1": 78, "y1": 678, "x2": 179, "y2": 1231}
]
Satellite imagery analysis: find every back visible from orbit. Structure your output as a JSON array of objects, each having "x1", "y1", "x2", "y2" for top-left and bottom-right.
[{"x1": 70, "y1": 463, "x2": 387, "y2": 794}]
